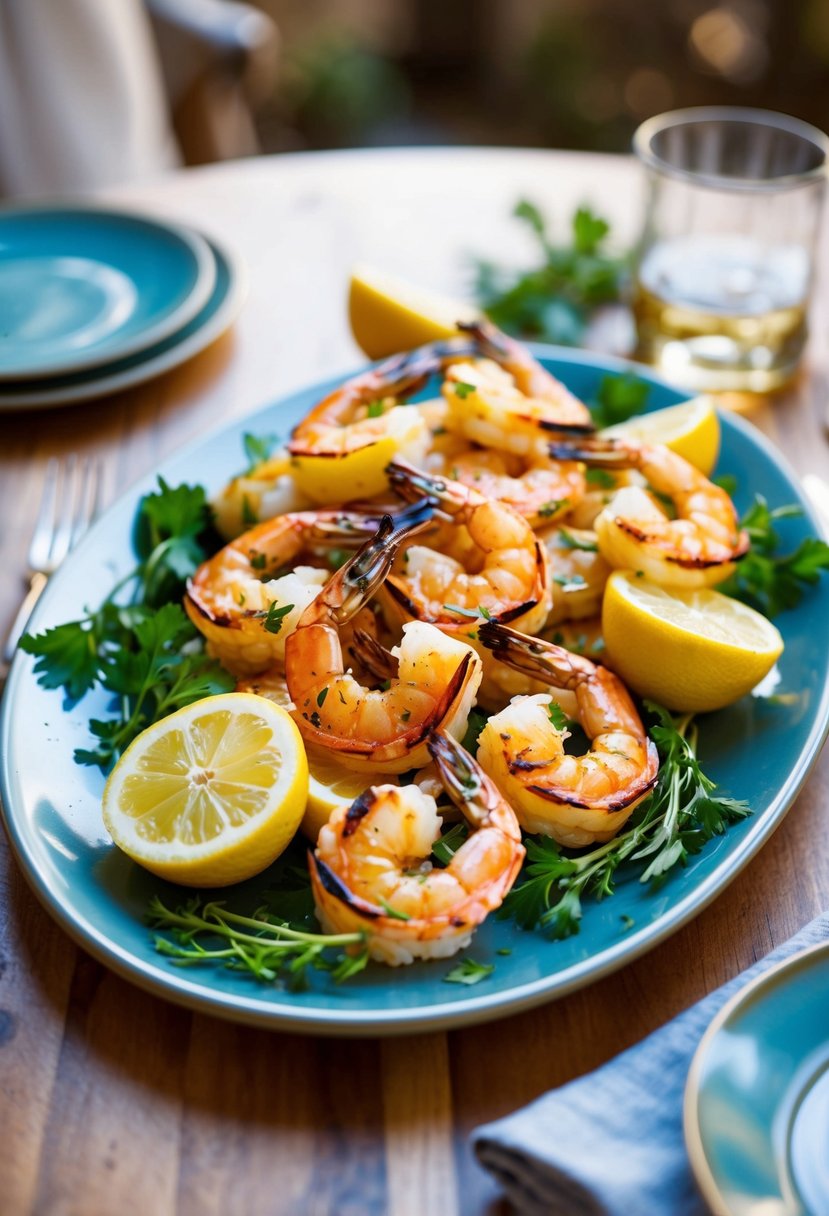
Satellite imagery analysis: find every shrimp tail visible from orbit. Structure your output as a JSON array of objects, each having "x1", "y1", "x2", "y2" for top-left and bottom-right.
[
  {"x1": 427, "y1": 729, "x2": 485, "y2": 807},
  {"x1": 350, "y1": 629, "x2": 399, "y2": 682},
  {"x1": 373, "y1": 336, "x2": 478, "y2": 395},
  {"x1": 548, "y1": 437, "x2": 627, "y2": 465},
  {"x1": 478, "y1": 620, "x2": 594, "y2": 690},
  {"x1": 386, "y1": 457, "x2": 466, "y2": 513},
  {"x1": 317, "y1": 500, "x2": 435, "y2": 626}
]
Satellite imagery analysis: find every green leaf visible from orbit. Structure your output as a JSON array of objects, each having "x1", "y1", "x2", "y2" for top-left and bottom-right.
[
  {"x1": 261, "y1": 602, "x2": 294, "y2": 635},
  {"x1": 443, "y1": 957, "x2": 495, "y2": 985},
  {"x1": 720, "y1": 494, "x2": 829, "y2": 616},
  {"x1": 547, "y1": 701, "x2": 570, "y2": 731},
  {"x1": 20, "y1": 620, "x2": 101, "y2": 700},
  {"x1": 572, "y1": 206, "x2": 610, "y2": 255},
  {"x1": 453, "y1": 381, "x2": 476, "y2": 399},
  {"x1": 432, "y1": 822, "x2": 469, "y2": 866},
  {"x1": 243, "y1": 432, "x2": 279, "y2": 472},
  {"x1": 590, "y1": 374, "x2": 650, "y2": 428}
]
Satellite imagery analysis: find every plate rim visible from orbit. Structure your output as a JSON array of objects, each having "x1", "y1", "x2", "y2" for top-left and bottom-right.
[
  {"x1": 0, "y1": 205, "x2": 217, "y2": 380},
  {"x1": 683, "y1": 939, "x2": 829, "y2": 1216},
  {"x1": 0, "y1": 232, "x2": 247, "y2": 412},
  {"x1": 2, "y1": 345, "x2": 828, "y2": 1035}
]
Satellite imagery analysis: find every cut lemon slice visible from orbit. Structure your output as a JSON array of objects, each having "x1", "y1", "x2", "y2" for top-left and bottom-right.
[
  {"x1": 102, "y1": 693, "x2": 308, "y2": 887},
  {"x1": 602, "y1": 571, "x2": 784, "y2": 712},
  {"x1": 601, "y1": 396, "x2": 720, "y2": 475},
  {"x1": 303, "y1": 750, "x2": 397, "y2": 842},
  {"x1": 348, "y1": 264, "x2": 478, "y2": 358}
]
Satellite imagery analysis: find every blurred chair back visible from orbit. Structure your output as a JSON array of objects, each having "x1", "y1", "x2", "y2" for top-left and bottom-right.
[{"x1": 0, "y1": 0, "x2": 278, "y2": 199}]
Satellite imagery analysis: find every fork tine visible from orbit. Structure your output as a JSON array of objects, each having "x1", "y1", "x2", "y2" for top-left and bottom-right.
[
  {"x1": 27, "y1": 458, "x2": 60, "y2": 571},
  {"x1": 48, "y1": 454, "x2": 79, "y2": 569},
  {"x1": 69, "y1": 457, "x2": 102, "y2": 549}
]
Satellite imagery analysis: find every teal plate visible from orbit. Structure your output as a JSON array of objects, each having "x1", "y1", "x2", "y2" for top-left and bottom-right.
[
  {"x1": 1, "y1": 348, "x2": 828, "y2": 1035},
  {"x1": 0, "y1": 207, "x2": 215, "y2": 379},
  {"x1": 686, "y1": 942, "x2": 829, "y2": 1215},
  {"x1": 0, "y1": 235, "x2": 245, "y2": 411}
]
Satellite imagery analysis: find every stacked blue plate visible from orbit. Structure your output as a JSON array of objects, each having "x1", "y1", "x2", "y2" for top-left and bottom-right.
[{"x1": 0, "y1": 206, "x2": 246, "y2": 410}]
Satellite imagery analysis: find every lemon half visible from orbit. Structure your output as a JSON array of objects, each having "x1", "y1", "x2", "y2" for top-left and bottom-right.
[
  {"x1": 102, "y1": 693, "x2": 308, "y2": 887},
  {"x1": 601, "y1": 396, "x2": 720, "y2": 475},
  {"x1": 602, "y1": 571, "x2": 783, "y2": 712},
  {"x1": 348, "y1": 264, "x2": 478, "y2": 358}
]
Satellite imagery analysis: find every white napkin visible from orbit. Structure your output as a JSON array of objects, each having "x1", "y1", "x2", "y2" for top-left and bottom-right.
[{"x1": 473, "y1": 912, "x2": 829, "y2": 1216}]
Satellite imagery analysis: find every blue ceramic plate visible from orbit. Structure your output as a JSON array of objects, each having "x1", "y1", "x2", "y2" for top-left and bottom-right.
[
  {"x1": 0, "y1": 207, "x2": 215, "y2": 379},
  {"x1": 685, "y1": 942, "x2": 829, "y2": 1215},
  {"x1": 0, "y1": 236, "x2": 245, "y2": 411},
  {"x1": 1, "y1": 349, "x2": 828, "y2": 1035}
]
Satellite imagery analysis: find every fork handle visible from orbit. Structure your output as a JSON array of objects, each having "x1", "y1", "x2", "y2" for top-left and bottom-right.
[{"x1": 3, "y1": 571, "x2": 49, "y2": 663}]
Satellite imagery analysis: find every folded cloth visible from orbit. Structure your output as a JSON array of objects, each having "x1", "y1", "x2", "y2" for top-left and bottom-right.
[{"x1": 473, "y1": 912, "x2": 829, "y2": 1216}]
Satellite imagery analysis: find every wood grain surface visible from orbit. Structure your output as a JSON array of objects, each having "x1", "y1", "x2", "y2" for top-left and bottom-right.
[{"x1": 1, "y1": 149, "x2": 828, "y2": 1216}]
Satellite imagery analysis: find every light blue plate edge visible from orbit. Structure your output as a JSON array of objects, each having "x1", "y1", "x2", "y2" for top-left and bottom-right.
[
  {"x1": 684, "y1": 940, "x2": 829, "y2": 1216},
  {"x1": 1, "y1": 346, "x2": 828, "y2": 1037},
  {"x1": 0, "y1": 205, "x2": 217, "y2": 379}
]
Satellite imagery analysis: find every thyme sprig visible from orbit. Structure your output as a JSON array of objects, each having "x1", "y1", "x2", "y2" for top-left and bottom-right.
[{"x1": 149, "y1": 896, "x2": 369, "y2": 987}]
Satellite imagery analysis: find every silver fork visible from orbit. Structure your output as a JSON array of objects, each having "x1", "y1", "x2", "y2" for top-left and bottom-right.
[{"x1": 3, "y1": 456, "x2": 104, "y2": 662}]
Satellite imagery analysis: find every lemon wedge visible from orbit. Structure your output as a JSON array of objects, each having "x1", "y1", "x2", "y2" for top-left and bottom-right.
[
  {"x1": 303, "y1": 750, "x2": 398, "y2": 842},
  {"x1": 600, "y1": 396, "x2": 720, "y2": 475},
  {"x1": 602, "y1": 572, "x2": 783, "y2": 712},
  {"x1": 348, "y1": 264, "x2": 478, "y2": 358},
  {"x1": 102, "y1": 693, "x2": 308, "y2": 887}
]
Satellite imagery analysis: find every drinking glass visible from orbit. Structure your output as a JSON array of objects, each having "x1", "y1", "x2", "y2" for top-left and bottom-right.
[{"x1": 632, "y1": 107, "x2": 828, "y2": 393}]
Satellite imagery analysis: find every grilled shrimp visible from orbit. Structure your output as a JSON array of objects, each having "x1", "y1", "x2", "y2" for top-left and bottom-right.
[
  {"x1": 477, "y1": 622, "x2": 658, "y2": 847},
  {"x1": 550, "y1": 437, "x2": 749, "y2": 588},
  {"x1": 542, "y1": 525, "x2": 611, "y2": 625},
  {"x1": 185, "y1": 511, "x2": 383, "y2": 676},
  {"x1": 286, "y1": 339, "x2": 477, "y2": 503},
  {"x1": 383, "y1": 458, "x2": 551, "y2": 637},
  {"x1": 426, "y1": 445, "x2": 585, "y2": 528},
  {"x1": 285, "y1": 504, "x2": 483, "y2": 773},
  {"x1": 211, "y1": 447, "x2": 311, "y2": 540},
  {"x1": 309, "y1": 730, "x2": 524, "y2": 965},
  {"x1": 441, "y1": 319, "x2": 594, "y2": 456}
]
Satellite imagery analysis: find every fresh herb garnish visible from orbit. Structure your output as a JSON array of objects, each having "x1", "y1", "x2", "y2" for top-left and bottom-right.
[
  {"x1": 243, "y1": 431, "x2": 280, "y2": 473},
  {"x1": 473, "y1": 201, "x2": 627, "y2": 346},
  {"x1": 367, "y1": 401, "x2": 384, "y2": 418},
  {"x1": 261, "y1": 602, "x2": 294, "y2": 634},
  {"x1": 443, "y1": 957, "x2": 495, "y2": 985},
  {"x1": 453, "y1": 381, "x2": 476, "y2": 399},
  {"x1": 501, "y1": 705, "x2": 750, "y2": 938},
  {"x1": 585, "y1": 468, "x2": 616, "y2": 489},
  {"x1": 557, "y1": 527, "x2": 598, "y2": 552},
  {"x1": 538, "y1": 498, "x2": 568, "y2": 518},
  {"x1": 379, "y1": 899, "x2": 411, "y2": 921},
  {"x1": 149, "y1": 895, "x2": 368, "y2": 988},
  {"x1": 590, "y1": 374, "x2": 650, "y2": 429},
  {"x1": 432, "y1": 822, "x2": 470, "y2": 866},
  {"x1": 241, "y1": 495, "x2": 258, "y2": 527},
  {"x1": 720, "y1": 494, "x2": 829, "y2": 616},
  {"x1": 547, "y1": 701, "x2": 570, "y2": 731},
  {"x1": 21, "y1": 478, "x2": 233, "y2": 768}
]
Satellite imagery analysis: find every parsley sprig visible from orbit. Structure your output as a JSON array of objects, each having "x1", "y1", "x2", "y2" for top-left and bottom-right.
[
  {"x1": 501, "y1": 704, "x2": 750, "y2": 938},
  {"x1": 149, "y1": 896, "x2": 369, "y2": 988},
  {"x1": 721, "y1": 493, "x2": 829, "y2": 617},
  {"x1": 473, "y1": 200, "x2": 627, "y2": 346},
  {"x1": 20, "y1": 477, "x2": 234, "y2": 769}
]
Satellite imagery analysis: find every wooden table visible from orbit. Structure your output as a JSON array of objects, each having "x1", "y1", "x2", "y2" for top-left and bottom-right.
[{"x1": 1, "y1": 148, "x2": 828, "y2": 1216}]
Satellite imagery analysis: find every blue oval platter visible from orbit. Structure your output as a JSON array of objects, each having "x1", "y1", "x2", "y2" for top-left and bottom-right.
[{"x1": 1, "y1": 347, "x2": 828, "y2": 1035}]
